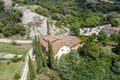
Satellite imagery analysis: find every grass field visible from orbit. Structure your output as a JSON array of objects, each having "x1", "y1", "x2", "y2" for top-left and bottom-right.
[
  {"x1": 0, "y1": 43, "x2": 32, "y2": 54},
  {"x1": 0, "y1": 62, "x2": 25, "y2": 80},
  {"x1": 0, "y1": 43, "x2": 32, "y2": 80}
]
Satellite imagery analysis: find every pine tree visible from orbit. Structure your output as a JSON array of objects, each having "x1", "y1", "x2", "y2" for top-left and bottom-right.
[
  {"x1": 48, "y1": 41, "x2": 54, "y2": 69},
  {"x1": 28, "y1": 56, "x2": 36, "y2": 80}
]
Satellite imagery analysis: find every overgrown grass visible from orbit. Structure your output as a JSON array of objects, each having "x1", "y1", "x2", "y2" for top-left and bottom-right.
[
  {"x1": 0, "y1": 43, "x2": 32, "y2": 54},
  {"x1": 0, "y1": 62, "x2": 25, "y2": 80}
]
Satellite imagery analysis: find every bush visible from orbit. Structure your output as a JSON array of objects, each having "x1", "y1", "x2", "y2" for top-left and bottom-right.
[
  {"x1": 12, "y1": 56, "x2": 19, "y2": 62},
  {"x1": 35, "y1": 7, "x2": 49, "y2": 17},
  {"x1": 14, "y1": 73, "x2": 20, "y2": 80},
  {"x1": 35, "y1": 68, "x2": 61, "y2": 80},
  {"x1": 6, "y1": 61, "x2": 10, "y2": 65},
  {"x1": 55, "y1": 21, "x2": 62, "y2": 28}
]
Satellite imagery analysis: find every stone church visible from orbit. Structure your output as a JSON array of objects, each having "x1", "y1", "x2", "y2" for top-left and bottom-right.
[{"x1": 40, "y1": 19, "x2": 80, "y2": 58}]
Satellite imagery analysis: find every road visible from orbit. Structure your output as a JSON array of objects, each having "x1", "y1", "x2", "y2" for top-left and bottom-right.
[
  {"x1": 20, "y1": 48, "x2": 34, "y2": 80},
  {"x1": 0, "y1": 39, "x2": 32, "y2": 43}
]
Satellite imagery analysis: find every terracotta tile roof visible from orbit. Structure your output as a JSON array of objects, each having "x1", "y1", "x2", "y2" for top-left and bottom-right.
[
  {"x1": 62, "y1": 36, "x2": 80, "y2": 48},
  {"x1": 40, "y1": 35, "x2": 80, "y2": 54}
]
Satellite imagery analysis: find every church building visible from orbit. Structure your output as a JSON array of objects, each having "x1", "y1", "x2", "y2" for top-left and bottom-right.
[{"x1": 40, "y1": 19, "x2": 80, "y2": 58}]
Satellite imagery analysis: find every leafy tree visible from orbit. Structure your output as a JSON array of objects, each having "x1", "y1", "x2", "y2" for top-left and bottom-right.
[
  {"x1": 70, "y1": 22, "x2": 80, "y2": 36},
  {"x1": 0, "y1": 22, "x2": 4, "y2": 32},
  {"x1": 111, "y1": 19, "x2": 119, "y2": 27},
  {"x1": 0, "y1": 1, "x2": 4, "y2": 12},
  {"x1": 87, "y1": 33, "x2": 96, "y2": 42},
  {"x1": 55, "y1": 50, "x2": 80, "y2": 80},
  {"x1": 110, "y1": 33, "x2": 118, "y2": 42},
  {"x1": 112, "y1": 61, "x2": 120, "y2": 74},
  {"x1": 35, "y1": 68, "x2": 61, "y2": 80},
  {"x1": 78, "y1": 42, "x2": 100, "y2": 59},
  {"x1": 48, "y1": 41, "x2": 54, "y2": 69},
  {"x1": 114, "y1": 43, "x2": 120, "y2": 55}
]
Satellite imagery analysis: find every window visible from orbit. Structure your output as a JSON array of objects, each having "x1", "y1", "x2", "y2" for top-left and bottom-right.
[{"x1": 61, "y1": 49, "x2": 64, "y2": 51}]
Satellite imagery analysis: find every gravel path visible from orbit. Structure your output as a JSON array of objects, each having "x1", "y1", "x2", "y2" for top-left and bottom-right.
[{"x1": 0, "y1": 39, "x2": 32, "y2": 43}]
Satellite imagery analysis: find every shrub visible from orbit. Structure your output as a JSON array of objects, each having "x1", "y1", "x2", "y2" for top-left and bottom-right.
[
  {"x1": 14, "y1": 73, "x2": 20, "y2": 80},
  {"x1": 55, "y1": 21, "x2": 62, "y2": 28},
  {"x1": 12, "y1": 56, "x2": 19, "y2": 62}
]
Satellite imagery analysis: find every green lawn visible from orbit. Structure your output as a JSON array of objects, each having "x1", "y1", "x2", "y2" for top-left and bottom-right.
[
  {"x1": 0, "y1": 62, "x2": 25, "y2": 80},
  {"x1": 0, "y1": 43, "x2": 32, "y2": 54}
]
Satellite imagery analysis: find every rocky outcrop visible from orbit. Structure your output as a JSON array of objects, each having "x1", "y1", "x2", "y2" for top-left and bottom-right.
[{"x1": 2, "y1": 0, "x2": 12, "y2": 7}]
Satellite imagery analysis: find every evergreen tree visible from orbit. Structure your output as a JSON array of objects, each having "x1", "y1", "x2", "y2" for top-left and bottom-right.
[
  {"x1": 28, "y1": 56, "x2": 36, "y2": 80},
  {"x1": 34, "y1": 36, "x2": 43, "y2": 74},
  {"x1": 48, "y1": 41, "x2": 54, "y2": 69},
  {"x1": 43, "y1": 54, "x2": 47, "y2": 67}
]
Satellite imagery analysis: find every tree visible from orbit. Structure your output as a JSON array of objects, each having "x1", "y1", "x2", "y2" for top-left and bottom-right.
[
  {"x1": 97, "y1": 33, "x2": 109, "y2": 46},
  {"x1": 78, "y1": 42, "x2": 100, "y2": 59},
  {"x1": 48, "y1": 41, "x2": 54, "y2": 69},
  {"x1": 114, "y1": 43, "x2": 120, "y2": 55},
  {"x1": 0, "y1": 22, "x2": 4, "y2": 32},
  {"x1": 87, "y1": 33, "x2": 96, "y2": 42},
  {"x1": 111, "y1": 19, "x2": 119, "y2": 27},
  {"x1": 35, "y1": 68, "x2": 61, "y2": 80},
  {"x1": 28, "y1": 56, "x2": 36, "y2": 80},
  {"x1": 34, "y1": 37, "x2": 43, "y2": 74},
  {"x1": 43, "y1": 54, "x2": 47, "y2": 67},
  {"x1": 70, "y1": 22, "x2": 80, "y2": 36},
  {"x1": 0, "y1": 1, "x2": 4, "y2": 12}
]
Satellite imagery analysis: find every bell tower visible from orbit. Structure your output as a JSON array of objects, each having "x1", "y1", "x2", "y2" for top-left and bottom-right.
[{"x1": 47, "y1": 16, "x2": 54, "y2": 35}]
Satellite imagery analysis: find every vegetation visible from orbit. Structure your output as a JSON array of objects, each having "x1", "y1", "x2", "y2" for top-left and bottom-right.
[
  {"x1": 28, "y1": 56, "x2": 36, "y2": 80},
  {"x1": 0, "y1": 43, "x2": 31, "y2": 54},
  {"x1": 4, "y1": 0, "x2": 120, "y2": 80},
  {"x1": 0, "y1": 1, "x2": 25, "y2": 37},
  {"x1": 28, "y1": 37, "x2": 59, "y2": 80},
  {"x1": 33, "y1": 37, "x2": 44, "y2": 73},
  {"x1": 12, "y1": 0, "x2": 120, "y2": 36},
  {"x1": 35, "y1": 68, "x2": 61, "y2": 80},
  {"x1": 114, "y1": 42, "x2": 120, "y2": 55},
  {"x1": 54, "y1": 42, "x2": 120, "y2": 80},
  {"x1": 0, "y1": 62, "x2": 25, "y2": 80},
  {"x1": 48, "y1": 41, "x2": 54, "y2": 69}
]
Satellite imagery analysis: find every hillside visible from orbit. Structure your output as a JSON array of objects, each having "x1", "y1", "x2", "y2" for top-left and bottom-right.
[{"x1": 12, "y1": 0, "x2": 120, "y2": 37}]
